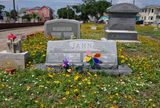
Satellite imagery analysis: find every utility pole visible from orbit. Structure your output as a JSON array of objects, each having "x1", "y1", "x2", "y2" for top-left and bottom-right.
[
  {"x1": 111, "y1": 0, "x2": 112, "y2": 5},
  {"x1": 67, "y1": 5, "x2": 69, "y2": 19},
  {"x1": 13, "y1": 0, "x2": 16, "y2": 11},
  {"x1": 133, "y1": 0, "x2": 135, "y2": 5},
  {"x1": 12, "y1": 0, "x2": 17, "y2": 20}
]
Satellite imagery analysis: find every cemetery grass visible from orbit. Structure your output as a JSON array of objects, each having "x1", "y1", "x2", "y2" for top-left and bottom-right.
[
  {"x1": 136, "y1": 25, "x2": 160, "y2": 38},
  {"x1": 0, "y1": 24, "x2": 160, "y2": 107}
]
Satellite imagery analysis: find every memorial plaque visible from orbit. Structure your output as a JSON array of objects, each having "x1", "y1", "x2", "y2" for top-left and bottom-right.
[
  {"x1": 45, "y1": 40, "x2": 117, "y2": 68},
  {"x1": 44, "y1": 19, "x2": 81, "y2": 39}
]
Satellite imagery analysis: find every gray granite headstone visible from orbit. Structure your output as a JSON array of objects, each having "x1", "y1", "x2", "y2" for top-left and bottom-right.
[
  {"x1": 106, "y1": 3, "x2": 140, "y2": 40},
  {"x1": 45, "y1": 40, "x2": 117, "y2": 69},
  {"x1": 44, "y1": 19, "x2": 81, "y2": 39}
]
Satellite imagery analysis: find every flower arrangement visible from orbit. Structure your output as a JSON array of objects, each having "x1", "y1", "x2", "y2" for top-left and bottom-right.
[
  {"x1": 83, "y1": 51, "x2": 102, "y2": 69},
  {"x1": 62, "y1": 58, "x2": 72, "y2": 73},
  {"x1": 7, "y1": 33, "x2": 18, "y2": 53},
  {"x1": 7, "y1": 34, "x2": 17, "y2": 41},
  {"x1": 61, "y1": 51, "x2": 103, "y2": 73},
  {"x1": 83, "y1": 50, "x2": 102, "y2": 69}
]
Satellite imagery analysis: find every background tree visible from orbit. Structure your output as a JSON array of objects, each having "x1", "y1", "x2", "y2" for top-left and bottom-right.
[
  {"x1": 5, "y1": 11, "x2": 10, "y2": 17},
  {"x1": 10, "y1": 10, "x2": 17, "y2": 19},
  {"x1": 96, "y1": 0, "x2": 111, "y2": 15},
  {"x1": 22, "y1": 14, "x2": 31, "y2": 21},
  {"x1": 0, "y1": 4, "x2": 5, "y2": 12},
  {"x1": 81, "y1": 0, "x2": 111, "y2": 21},
  {"x1": 0, "y1": 4, "x2": 5, "y2": 19},
  {"x1": 82, "y1": 0, "x2": 96, "y2": 4},
  {"x1": 57, "y1": 7, "x2": 75, "y2": 19},
  {"x1": 30, "y1": 13, "x2": 40, "y2": 22},
  {"x1": 57, "y1": 0, "x2": 111, "y2": 21}
]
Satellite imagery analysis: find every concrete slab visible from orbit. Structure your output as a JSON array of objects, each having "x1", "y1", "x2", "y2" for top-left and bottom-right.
[{"x1": 0, "y1": 50, "x2": 29, "y2": 69}]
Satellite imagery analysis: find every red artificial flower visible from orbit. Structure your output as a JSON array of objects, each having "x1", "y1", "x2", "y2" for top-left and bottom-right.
[
  {"x1": 93, "y1": 53, "x2": 102, "y2": 58},
  {"x1": 7, "y1": 34, "x2": 17, "y2": 40}
]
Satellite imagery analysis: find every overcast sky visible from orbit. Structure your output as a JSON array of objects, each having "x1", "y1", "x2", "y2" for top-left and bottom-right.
[{"x1": 0, "y1": 0, "x2": 160, "y2": 12}]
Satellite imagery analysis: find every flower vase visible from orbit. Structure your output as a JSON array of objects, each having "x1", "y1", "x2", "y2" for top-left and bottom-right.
[{"x1": 10, "y1": 39, "x2": 14, "y2": 53}]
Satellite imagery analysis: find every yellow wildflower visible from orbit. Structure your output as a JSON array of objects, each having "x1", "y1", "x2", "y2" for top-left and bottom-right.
[
  {"x1": 42, "y1": 54, "x2": 46, "y2": 57},
  {"x1": 54, "y1": 80, "x2": 61, "y2": 84},
  {"x1": 121, "y1": 60, "x2": 125, "y2": 64},
  {"x1": 35, "y1": 100, "x2": 38, "y2": 103},
  {"x1": 62, "y1": 97, "x2": 66, "y2": 100},
  {"x1": 67, "y1": 69, "x2": 72, "y2": 73},
  {"x1": 94, "y1": 74, "x2": 97, "y2": 77},
  {"x1": 47, "y1": 67, "x2": 52, "y2": 71},
  {"x1": 120, "y1": 55, "x2": 125, "y2": 59},
  {"x1": 74, "y1": 75, "x2": 79, "y2": 81},
  {"x1": 65, "y1": 74, "x2": 70, "y2": 77},
  {"x1": 88, "y1": 72, "x2": 92, "y2": 76},
  {"x1": 119, "y1": 49, "x2": 122, "y2": 52},
  {"x1": 67, "y1": 80, "x2": 71, "y2": 83},
  {"x1": 83, "y1": 56, "x2": 92, "y2": 62},
  {"x1": 39, "y1": 85, "x2": 44, "y2": 88},
  {"x1": 40, "y1": 104, "x2": 45, "y2": 108},
  {"x1": 125, "y1": 57, "x2": 128, "y2": 61},
  {"x1": 111, "y1": 105, "x2": 119, "y2": 108},
  {"x1": 66, "y1": 91, "x2": 70, "y2": 95},
  {"x1": 26, "y1": 86, "x2": 31, "y2": 91},
  {"x1": 83, "y1": 78, "x2": 88, "y2": 82},
  {"x1": 115, "y1": 93, "x2": 119, "y2": 96},
  {"x1": 74, "y1": 89, "x2": 78, "y2": 93},
  {"x1": 48, "y1": 73, "x2": 53, "y2": 78},
  {"x1": 87, "y1": 81, "x2": 91, "y2": 85}
]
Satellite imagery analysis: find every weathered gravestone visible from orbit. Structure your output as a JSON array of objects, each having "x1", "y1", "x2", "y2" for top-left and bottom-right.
[
  {"x1": 106, "y1": 3, "x2": 140, "y2": 40},
  {"x1": 0, "y1": 35, "x2": 28, "y2": 69},
  {"x1": 44, "y1": 19, "x2": 80, "y2": 39},
  {"x1": 44, "y1": 40, "x2": 132, "y2": 75},
  {"x1": 46, "y1": 40, "x2": 117, "y2": 68}
]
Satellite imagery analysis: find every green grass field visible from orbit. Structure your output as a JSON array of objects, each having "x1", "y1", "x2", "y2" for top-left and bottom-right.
[
  {"x1": 136, "y1": 25, "x2": 160, "y2": 38},
  {"x1": 0, "y1": 23, "x2": 160, "y2": 108}
]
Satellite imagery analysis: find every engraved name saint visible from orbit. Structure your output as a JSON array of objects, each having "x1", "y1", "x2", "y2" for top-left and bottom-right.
[
  {"x1": 52, "y1": 27, "x2": 72, "y2": 32},
  {"x1": 70, "y1": 42, "x2": 94, "y2": 51}
]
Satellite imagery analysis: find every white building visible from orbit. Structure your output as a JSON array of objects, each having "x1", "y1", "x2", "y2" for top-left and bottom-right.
[{"x1": 140, "y1": 5, "x2": 160, "y2": 24}]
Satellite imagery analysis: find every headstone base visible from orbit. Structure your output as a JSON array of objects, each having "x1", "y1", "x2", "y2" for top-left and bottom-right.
[
  {"x1": 36, "y1": 64, "x2": 132, "y2": 75},
  {"x1": 91, "y1": 64, "x2": 132, "y2": 75},
  {"x1": 0, "y1": 50, "x2": 28, "y2": 69},
  {"x1": 101, "y1": 38, "x2": 140, "y2": 43},
  {"x1": 106, "y1": 30, "x2": 137, "y2": 40}
]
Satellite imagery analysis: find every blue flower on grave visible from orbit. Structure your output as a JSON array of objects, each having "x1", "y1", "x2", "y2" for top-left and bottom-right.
[
  {"x1": 83, "y1": 50, "x2": 102, "y2": 69},
  {"x1": 62, "y1": 58, "x2": 72, "y2": 73},
  {"x1": 63, "y1": 58, "x2": 69, "y2": 67}
]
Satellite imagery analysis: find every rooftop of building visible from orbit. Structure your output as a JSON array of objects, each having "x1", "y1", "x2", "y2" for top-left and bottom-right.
[{"x1": 142, "y1": 5, "x2": 160, "y2": 9}]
